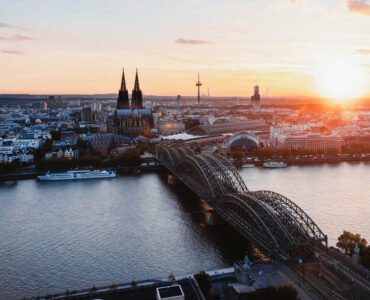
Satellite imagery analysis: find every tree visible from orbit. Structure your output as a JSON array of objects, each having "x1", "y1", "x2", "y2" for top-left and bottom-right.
[
  {"x1": 168, "y1": 273, "x2": 176, "y2": 281},
  {"x1": 277, "y1": 285, "x2": 300, "y2": 300},
  {"x1": 110, "y1": 283, "x2": 117, "y2": 291},
  {"x1": 118, "y1": 149, "x2": 142, "y2": 166},
  {"x1": 360, "y1": 246, "x2": 370, "y2": 269},
  {"x1": 194, "y1": 146, "x2": 202, "y2": 154},
  {"x1": 33, "y1": 138, "x2": 53, "y2": 161},
  {"x1": 89, "y1": 285, "x2": 97, "y2": 294},
  {"x1": 243, "y1": 285, "x2": 300, "y2": 300},
  {"x1": 50, "y1": 129, "x2": 61, "y2": 141},
  {"x1": 131, "y1": 280, "x2": 137, "y2": 287},
  {"x1": 65, "y1": 289, "x2": 71, "y2": 297},
  {"x1": 336, "y1": 231, "x2": 367, "y2": 255},
  {"x1": 194, "y1": 271, "x2": 212, "y2": 296},
  {"x1": 327, "y1": 147, "x2": 338, "y2": 156},
  {"x1": 76, "y1": 138, "x2": 88, "y2": 150},
  {"x1": 232, "y1": 151, "x2": 243, "y2": 161},
  {"x1": 136, "y1": 143, "x2": 148, "y2": 154}
]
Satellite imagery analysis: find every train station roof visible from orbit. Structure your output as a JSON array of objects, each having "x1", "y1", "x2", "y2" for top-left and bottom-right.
[{"x1": 187, "y1": 120, "x2": 269, "y2": 136}]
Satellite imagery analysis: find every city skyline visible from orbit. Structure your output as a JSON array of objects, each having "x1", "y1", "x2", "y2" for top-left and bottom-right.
[{"x1": 0, "y1": 0, "x2": 369, "y2": 100}]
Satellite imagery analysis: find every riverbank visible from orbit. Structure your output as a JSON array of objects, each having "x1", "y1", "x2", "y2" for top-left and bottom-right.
[
  {"x1": 0, "y1": 165, "x2": 166, "y2": 181},
  {"x1": 233, "y1": 154, "x2": 370, "y2": 168},
  {"x1": 31, "y1": 262, "x2": 321, "y2": 300},
  {"x1": 1, "y1": 155, "x2": 368, "y2": 181}
]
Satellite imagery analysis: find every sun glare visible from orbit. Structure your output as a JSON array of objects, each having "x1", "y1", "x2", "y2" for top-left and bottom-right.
[{"x1": 315, "y1": 56, "x2": 367, "y2": 103}]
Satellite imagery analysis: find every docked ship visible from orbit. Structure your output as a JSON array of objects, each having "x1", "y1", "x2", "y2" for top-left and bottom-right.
[
  {"x1": 242, "y1": 164, "x2": 255, "y2": 168},
  {"x1": 37, "y1": 170, "x2": 116, "y2": 181},
  {"x1": 263, "y1": 162, "x2": 287, "y2": 168}
]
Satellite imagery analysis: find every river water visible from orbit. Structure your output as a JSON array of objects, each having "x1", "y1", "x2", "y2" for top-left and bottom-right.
[{"x1": 0, "y1": 162, "x2": 369, "y2": 298}]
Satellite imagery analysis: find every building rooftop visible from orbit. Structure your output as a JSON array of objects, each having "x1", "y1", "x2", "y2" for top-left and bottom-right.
[
  {"x1": 187, "y1": 120, "x2": 269, "y2": 136},
  {"x1": 36, "y1": 278, "x2": 202, "y2": 300},
  {"x1": 116, "y1": 109, "x2": 152, "y2": 117},
  {"x1": 157, "y1": 284, "x2": 184, "y2": 298}
]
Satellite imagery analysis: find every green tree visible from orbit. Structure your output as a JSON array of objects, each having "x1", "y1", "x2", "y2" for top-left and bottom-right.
[{"x1": 336, "y1": 231, "x2": 367, "y2": 255}]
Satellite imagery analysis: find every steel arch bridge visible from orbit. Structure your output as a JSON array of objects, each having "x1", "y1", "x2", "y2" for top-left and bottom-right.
[{"x1": 157, "y1": 145, "x2": 327, "y2": 256}]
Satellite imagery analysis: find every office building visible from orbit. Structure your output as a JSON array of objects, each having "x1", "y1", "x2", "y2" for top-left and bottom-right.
[{"x1": 251, "y1": 85, "x2": 261, "y2": 111}]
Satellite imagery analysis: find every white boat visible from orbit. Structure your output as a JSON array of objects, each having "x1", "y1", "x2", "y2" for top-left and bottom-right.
[
  {"x1": 242, "y1": 164, "x2": 255, "y2": 168},
  {"x1": 37, "y1": 169, "x2": 116, "y2": 181},
  {"x1": 263, "y1": 162, "x2": 287, "y2": 168}
]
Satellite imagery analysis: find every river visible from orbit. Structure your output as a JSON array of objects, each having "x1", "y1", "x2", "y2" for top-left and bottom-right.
[{"x1": 0, "y1": 162, "x2": 369, "y2": 298}]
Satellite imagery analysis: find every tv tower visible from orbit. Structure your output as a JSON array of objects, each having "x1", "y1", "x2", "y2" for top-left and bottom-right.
[{"x1": 195, "y1": 73, "x2": 202, "y2": 105}]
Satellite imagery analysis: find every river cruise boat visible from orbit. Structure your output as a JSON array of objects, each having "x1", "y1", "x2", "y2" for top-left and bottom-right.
[
  {"x1": 37, "y1": 169, "x2": 116, "y2": 181},
  {"x1": 263, "y1": 162, "x2": 287, "y2": 168},
  {"x1": 242, "y1": 164, "x2": 255, "y2": 168}
]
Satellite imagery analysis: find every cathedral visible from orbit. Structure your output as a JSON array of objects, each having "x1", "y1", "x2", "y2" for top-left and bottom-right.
[{"x1": 114, "y1": 69, "x2": 154, "y2": 138}]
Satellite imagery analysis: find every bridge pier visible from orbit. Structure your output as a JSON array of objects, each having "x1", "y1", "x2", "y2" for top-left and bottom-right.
[
  {"x1": 167, "y1": 174, "x2": 181, "y2": 185},
  {"x1": 204, "y1": 209, "x2": 224, "y2": 225},
  {"x1": 200, "y1": 200, "x2": 224, "y2": 225}
]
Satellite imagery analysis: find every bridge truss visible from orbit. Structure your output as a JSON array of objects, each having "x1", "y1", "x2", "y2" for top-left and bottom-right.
[{"x1": 157, "y1": 144, "x2": 327, "y2": 256}]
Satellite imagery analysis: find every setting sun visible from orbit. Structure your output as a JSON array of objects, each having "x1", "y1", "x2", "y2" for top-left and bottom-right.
[{"x1": 315, "y1": 56, "x2": 368, "y2": 103}]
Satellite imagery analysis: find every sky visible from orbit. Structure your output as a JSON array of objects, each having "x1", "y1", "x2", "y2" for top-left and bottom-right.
[{"x1": 0, "y1": 0, "x2": 369, "y2": 98}]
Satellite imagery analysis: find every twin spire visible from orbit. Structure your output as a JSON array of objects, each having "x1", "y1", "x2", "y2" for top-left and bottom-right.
[
  {"x1": 120, "y1": 68, "x2": 140, "y2": 92},
  {"x1": 117, "y1": 68, "x2": 143, "y2": 109}
]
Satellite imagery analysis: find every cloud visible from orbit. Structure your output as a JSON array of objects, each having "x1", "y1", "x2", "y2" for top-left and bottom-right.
[
  {"x1": 355, "y1": 49, "x2": 370, "y2": 54},
  {"x1": 0, "y1": 34, "x2": 33, "y2": 41},
  {"x1": 2, "y1": 50, "x2": 25, "y2": 55},
  {"x1": 347, "y1": 0, "x2": 370, "y2": 16},
  {"x1": 0, "y1": 22, "x2": 26, "y2": 30},
  {"x1": 175, "y1": 38, "x2": 214, "y2": 45}
]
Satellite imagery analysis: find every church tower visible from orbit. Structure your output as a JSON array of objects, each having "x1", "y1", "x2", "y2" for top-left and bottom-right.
[
  {"x1": 131, "y1": 69, "x2": 143, "y2": 109},
  {"x1": 117, "y1": 68, "x2": 129, "y2": 109}
]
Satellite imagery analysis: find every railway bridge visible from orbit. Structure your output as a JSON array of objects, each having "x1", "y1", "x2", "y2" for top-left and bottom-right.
[{"x1": 156, "y1": 143, "x2": 327, "y2": 257}]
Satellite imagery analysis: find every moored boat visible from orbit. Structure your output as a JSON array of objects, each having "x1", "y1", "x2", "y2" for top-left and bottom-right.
[
  {"x1": 263, "y1": 162, "x2": 287, "y2": 168},
  {"x1": 37, "y1": 169, "x2": 116, "y2": 181},
  {"x1": 242, "y1": 164, "x2": 255, "y2": 168}
]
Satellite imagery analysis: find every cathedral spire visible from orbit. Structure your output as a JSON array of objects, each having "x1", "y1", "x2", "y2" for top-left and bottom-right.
[
  {"x1": 120, "y1": 68, "x2": 127, "y2": 91},
  {"x1": 134, "y1": 68, "x2": 140, "y2": 91},
  {"x1": 117, "y1": 68, "x2": 129, "y2": 109},
  {"x1": 131, "y1": 68, "x2": 143, "y2": 109}
]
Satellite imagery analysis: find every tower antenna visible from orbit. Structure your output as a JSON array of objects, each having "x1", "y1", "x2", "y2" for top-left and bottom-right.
[{"x1": 196, "y1": 73, "x2": 202, "y2": 105}]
